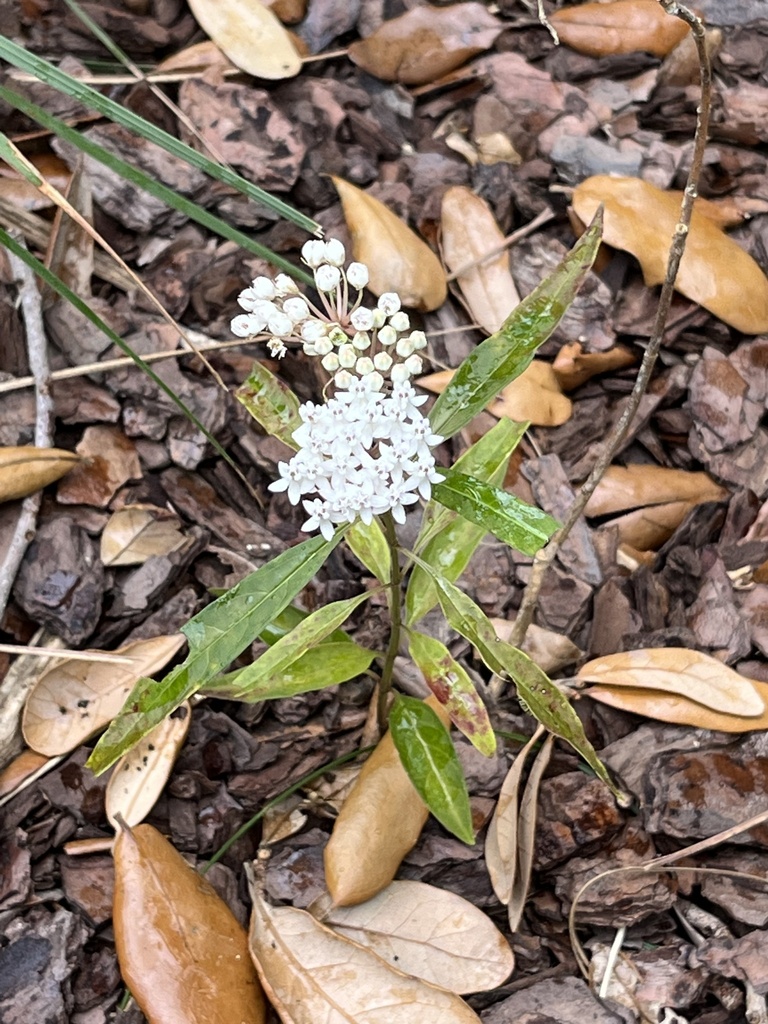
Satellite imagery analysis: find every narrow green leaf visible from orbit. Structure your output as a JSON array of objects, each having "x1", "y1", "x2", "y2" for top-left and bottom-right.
[
  {"x1": 205, "y1": 641, "x2": 376, "y2": 701},
  {"x1": 0, "y1": 132, "x2": 43, "y2": 184},
  {"x1": 433, "y1": 471, "x2": 558, "y2": 556},
  {"x1": 346, "y1": 519, "x2": 391, "y2": 585},
  {"x1": 235, "y1": 362, "x2": 302, "y2": 448},
  {"x1": 405, "y1": 418, "x2": 525, "y2": 625},
  {"x1": 429, "y1": 212, "x2": 603, "y2": 439},
  {"x1": 409, "y1": 631, "x2": 496, "y2": 756},
  {"x1": 415, "y1": 559, "x2": 620, "y2": 798},
  {"x1": 87, "y1": 531, "x2": 343, "y2": 773},
  {"x1": 216, "y1": 592, "x2": 372, "y2": 700},
  {"x1": 0, "y1": 227, "x2": 240, "y2": 476},
  {"x1": 389, "y1": 695, "x2": 475, "y2": 845},
  {"x1": 0, "y1": 86, "x2": 313, "y2": 283},
  {"x1": 0, "y1": 37, "x2": 319, "y2": 234}
]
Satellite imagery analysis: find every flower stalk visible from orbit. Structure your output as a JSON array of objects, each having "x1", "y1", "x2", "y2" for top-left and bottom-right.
[{"x1": 377, "y1": 511, "x2": 403, "y2": 731}]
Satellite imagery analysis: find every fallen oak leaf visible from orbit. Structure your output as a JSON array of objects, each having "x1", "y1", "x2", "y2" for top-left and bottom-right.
[
  {"x1": 598, "y1": 499, "x2": 695, "y2": 552},
  {"x1": 584, "y1": 464, "x2": 727, "y2": 517},
  {"x1": 186, "y1": 0, "x2": 301, "y2": 79},
  {"x1": 100, "y1": 504, "x2": 186, "y2": 567},
  {"x1": 549, "y1": 0, "x2": 690, "y2": 58},
  {"x1": 552, "y1": 341, "x2": 636, "y2": 391}
]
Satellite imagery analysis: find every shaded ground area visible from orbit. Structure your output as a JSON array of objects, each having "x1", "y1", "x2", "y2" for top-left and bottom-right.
[{"x1": 2, "y1": 1, "x2": 768, "y2": 1022}]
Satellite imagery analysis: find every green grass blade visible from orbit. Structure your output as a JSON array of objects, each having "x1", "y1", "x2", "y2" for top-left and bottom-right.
[
  {"x1": 0, "y1": 36, "x2": 319, "y2": 235},
  {"x1": 0, "y1": 85, "x2": 312, "y2": 284}
]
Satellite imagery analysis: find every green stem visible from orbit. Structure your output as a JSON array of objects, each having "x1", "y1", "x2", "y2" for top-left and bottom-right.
[{"x1": 377, "y1": 511, "x2": 403, "y2": 730}]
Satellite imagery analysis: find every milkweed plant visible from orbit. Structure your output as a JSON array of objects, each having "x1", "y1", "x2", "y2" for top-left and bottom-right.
[{"x1": 89, "y1": 215, "x2": 619, "y2": 841}]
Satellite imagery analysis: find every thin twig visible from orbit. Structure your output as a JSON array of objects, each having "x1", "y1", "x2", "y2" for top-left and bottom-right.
[
  {"x1": 377, "y1": 512, "x2": 403, "y2": 731},
  {"x1": 0, "y1": 237, "x2": 54, "y2": 617},
  {"x1": 498, "y1": 2, "x2": 711, "y2": 672},
  {"x1": 0, "y1": 643, "x2": 135, "y2": 664},
  {"x1": 445, "y1": 208, "x2": 555, "y2": 282}
]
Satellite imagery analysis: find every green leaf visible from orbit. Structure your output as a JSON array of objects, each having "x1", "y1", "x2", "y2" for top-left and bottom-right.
[
  {"x1": 429, "y1": 212, "x2": 603, "y2": 439},
  {"x1": 409, "y1": 632, "x2": 496, "y2": 756},
  {"x1": 87, "y1": 531, "x2": 343, "y2": 773},
  {"x1": 346, "y1": 519, "x2": 391, "y2": 584},
  {"x1": 433, "y1": 471, "x2": 559, "y2": 556},
  {"x1": 205, "y1": 641, "x2": 376, "y2": 701},
  {"x1": 235, "y1": 362, "x2": 302, "y2": 448},
  {"x1": 0, "y1": 86, "x2": 313, "y2": 283},
  {"x1": 405, "y1": 418, "x2": 525, "y2": 625},
  {"x1": 0, "y1": 37, "x2": 319, "y2": 235},
  {"x1": 416, "y1": 561, "x2": 620, "y2": 799},
  {"x1": 211, "y1": 592, "x2": 372, "y2": 700},
  {"x1": 389, "y1": 696, "x2": 475, "y2": 845}
]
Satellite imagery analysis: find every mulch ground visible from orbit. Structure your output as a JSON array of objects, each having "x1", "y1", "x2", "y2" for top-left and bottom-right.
[{"x1": 3, "y1": 1, "x2": 768, "y2": 1022}]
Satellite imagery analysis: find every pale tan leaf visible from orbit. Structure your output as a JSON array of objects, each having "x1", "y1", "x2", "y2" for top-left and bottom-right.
[
  {"x1": 114, "y1": 823, "x2": 266, "y2": 1024},
  {"x1": 261, "y1": 795, "x2": 308, "y2": 845},
  {"x1": 348, "y1": 3, "x2": 502, "y2": 86},
  {"x1": 441, "y1": 186, "x2": 520, "y2": 334},
  {"x1": 584, "y1": 678, "x2": 768, "y2": 733},
  {"x1": 572, "y1": 176, "x2": 768, "y2": 334},
  {"x1": 577, "y1": 648, "x2": 765, "y2": 717},
  {"x1": 584, "y1": 464, "x2": 727, "y2": 517},
  {"x1": 490, "y1": 618, "x2": 582, "y2": 675},
  {"x1": 45, "y1": 159, "x2": 94, "y2": 303},
  {"x1": 552, "y1": 341, "x2": 636, "y2": 391},
  {"x1": 100, "y1": 505, "x2": 186, "y2": 567},
  {"x1": 332, "y1": 177, "x2": 447, "y2": 312},
  {"x1": 0, "y1": 446, "x2": 80, "y2": 503},
  {"x1": 22, "y1": 635, "x2": 186, "y2": 756},
  {"x1": 549, "y1": 0, "x2": 689, "y2": 58},
  {"x1": 312, "y1": 880, "x2": 513, "y2": 993},
  {"x1": 0, "y1": 748, "x2": 51, "y2": 799},
  {"x1": 154, "y1": 40, "x2": 237, "y2": 75},
  {"x1": 248, "y1": 886, "x2": 482, "y2": 1023},
  {"x1": 187, "y1": 0, "x2": 301, "y2": 79},
  {"x1": 607, "y1": 499, "x2": 694, "y2": 551},
  {"x1": 508, "y1": 734, "x2": 554, "y2": 932},
  {"x1": 106, "y1": 703, "x2": 191, "y2": 829}
]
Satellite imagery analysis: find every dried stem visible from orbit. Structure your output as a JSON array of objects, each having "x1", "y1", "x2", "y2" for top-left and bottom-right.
[
  {"x1": 0, "y1": 236, "x2": 54, "y2": 617},
  {"x1": 377, "y1": 511, "x2": 403, "y2": 731},
  {"x1": 496, "y1": 2, "x2": 711, "y2": 676}
]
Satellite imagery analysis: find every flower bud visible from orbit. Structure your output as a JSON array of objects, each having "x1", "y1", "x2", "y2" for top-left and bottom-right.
[
  {"x1": 302, "y1": 239, "x2": 326, "y2": 268},
  {"x1": 274, "y1": 274, "x2": 299, "y2": 296},
  {"x1": 231, "y1": 313, "x2": 263, "y2": 337},
  {"x1": 315, "y1": 336, "x2": 333, "y2": 356},
  {"x1": 250, "y1": 276, "x2": 276, "y2": 300},
  {"x1": 371, "y1": 308, "x2": 387, "y2": 328},
  {"x1": 373, "y1": 351, "x2": 393, "y2": 371},
  {"x1": 396, "y1": 336, "x2": 415, "y2": 358},
  {"x1": 283, "y1": 297, "x2": 310, "y2": 323},
  {"x1": 334, "y1": 369, "x2": 355, "y2": 389},
  {"x1": 323, "y1": 238, "x2": 346, "y2": 266},
  {"x1": 347, "y1": 262, "x2": 369, "y2": 290},
  {"x1": 391, "y1": 363, "x2": 411, "y2": 383},
  {"x1": 338, "y1": 344, "x2": 357, "y2": 368},
  {"x1": 315, "y1": 265, "x2": 342, "y2": 292},
  {"x1": 328, "y1": 325, "x2": 348, "y2": 346},
  {"x1": 350, "y1": 307, "x2": 374, "y2": 331},
  {"x1": 322, "y1": 352, "x2": 340, "y2": 372},
  {"x1": 365, "y1": 371, "x2": 384, "y2": 391},
  {"x1": 378, "y1": 292, "x2": 401, "y2": 316},
  {"x1": 389, "y1": 311, "x2": 410, "y2": 332},
  {"x1": 268, "y1": 312, "x2": 293, "y2": 337},
  {"x1": 355, "y1": 356, "x2": 375, "y2": 376},
  {"x1": 378, "y1": 325, "x2": 397, "y2": 346},
  {"x1": 352, "y1": 331, "x2": 371, "y2": 351},
  {"x1": 301, "y1": 319, "x2": 327, "y2": 342},
  {"x1": 404, "y1": 354, "x2": 423, "y2": 375},
  {"x1": 409, "y1": 330, "x2": 427, "y2": 350}
]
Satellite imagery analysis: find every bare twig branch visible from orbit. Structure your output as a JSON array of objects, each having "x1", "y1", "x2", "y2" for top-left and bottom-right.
[{"x1": 497, "y1": 2, "x2": 712, "y2": 672}]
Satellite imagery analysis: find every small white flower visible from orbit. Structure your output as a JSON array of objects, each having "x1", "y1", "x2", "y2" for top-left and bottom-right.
[
  {"x1": 250, "y1": 276, "x2": 276, "y2": 300},
  {"x1": 352, "y1": 331, "x2": 371, "y2": 351},
  {"x1": 314, "y1": 336, "x2": 333, "y2": 356},
  {"x1": 338, "y1": 344, "x2": 357, "y2": 368},
  {"x1": 389, "y1": 311, "x2": 410, "y2": 332},
  {"x1": 237, "y1": 288, "x2": 261, "y2": 312},
  {"x1": 301, "y1": 319, "x2": 327, "y2": 343},
  {"x1": 267, "y1": 337, "x2": 287, "y2": 358},
  {"x1": 268, "y1": 312, "x2": 293, "y2": 337},
  {"x1": 324, "y1": 239, "x2": 346, "y2": 266},
  {"x1": 356, "y1": 356, "x2": 375, "y2": 376},
  {"x1": 315, "y1": 265, "x2": 342, "y2": 292},
  {"x1": 283, "y1": 297, "x2": 310, "y2": 323},
  {"x1": 347, "y1": 262, "x2": 369, "y2": 289},
  {"x1": 301, "y1": 498, "x2": 335, "y2": 541},
  {"x1": 378, "y1": 325, "x2": 397, "y2": 346},
  {"x1": 350, "y1": 307, "x2": 374, "y2": 331},
  {"x1": 321, "y1": 352, "x2": 340, "y2": 372},
  {"x1": 373, "y1": 351, "x2": 393, "y2": 372},
  {"x1": 404, "y1": 354, "x2": 423, "y2": 376},
  {"x1": 274, "y1": 274, "x2": 299, "y2": 297},
  {"x1": 378, "y1": 292, "x2": 401, "y2": 316},
  {"x1": 302, "y1": 239, "x2": 326, "y2": 268},
  {"x1": 409, "y1": 330, "x2": 427, "y2": 350},
  {"x1": 231, "y1": 313, "x2": 265, "y2": 337}
]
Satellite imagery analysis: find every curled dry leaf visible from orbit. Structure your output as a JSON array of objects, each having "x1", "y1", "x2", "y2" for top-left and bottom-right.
[
  {"x1": 106, "y1": 703, "x2": 191, "y2": 829},
  {"x1": 507, "y1": 734, "x2": 554, "y2": 932},
  {"x1": 0, "y1": 446, "x2": 80, "y2": 503},
  {"x1": 602, "y1": 499, "x2": 694, "y2": 551},
  {"x1": 324, "y1": 697, "x2": 451, "y2": 907},
  {"x1": 332, "y1": 176, "x2": 447, "y2": 312},
  {"x1": 186, "y1": 0, "x2": 301, "y2": 79},
  {"x1": 577, "y1": 649, "x2": 766, "y2": 717},
  {"x1": 113, "y1": 823, "x2": 266, "y2": 1024},
  {"x1": 440, "y1": 186, "x2": 520, "y2": 334},
  {"x1": 100, "y1": 505, "x2": 186, "y2": 567},
  {"x1": 348, "y1": 3, "x2": 502, "y2": 86},
  {"x1": 0, "y1": 748, "x2": 51, "y2": 799},
  {"x1": 248, "y1": 886, "x2": 482, "y2": 1024},
  {"x1": 552, "y1": 341, "x2": 636, "y2": 391},
  {"x1": 312, "y1": 880, "x2": 514, "y2": 994},
  {"x1": 584, "y1": 464, "x2": 727, "y2": 517},
  {"x1": 572, "y1": 176, "x2": 768, "y2": 334},
  {"x1": 584, "y1": 678, "x2": 768, "y2": 733},
  {"x1": 22, "y1": 635, "x2": 185, "y2": 757},
  {"x1": 154, "y1": 40, "x2": 237, "y2": 75},
  {"x1": 549, "y1": 0, "x2": 689, "y2": 58}
]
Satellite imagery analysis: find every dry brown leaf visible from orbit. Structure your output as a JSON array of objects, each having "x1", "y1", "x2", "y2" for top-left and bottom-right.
[
  {"x1": 584, "y1": 678, "x2": 768, "y2": 733},
  {"x1": 549, "y1": 0, "x2": 689, "y2": 58},
  {"x1": 324, "y1": 696, "x2": 451, "y2": 907},
  {"x1": 348, "y1": 3, "x2": 502, "y2": 86},
  {"x1": 603, "y1": 499, "x2": 693, "y2": 551},
  {"x1": 261, "y1": 796, "x2": 308, "y2": 845},
  {"x1": 440, "y1": 186, "x2": 520, "y2": 333},
  {"x1": 187, "y1": 0, "x2": 301, "y2": 79},
  {"x1": 507, "y1": 734, "x2": 554, "y2": 932},
  {"x1": 262, "y1": 0, "x2": 307, "y2": 24},
  {"x1": 577, "y1": 648, "x2": 765, "y2": 717},
  {"x1": 490, "y1": 618, "x2": 582, "y2": 675},
  {"x1": 419, "y1": 363, "x2": 572, "y2": 427},
  {"x1": 312, "y1": 880, "x2": 514, "y2": 994},
  {"x1": 154, "y1": 40, "x2": 237, "y2": 75},
  {"x1": 332, "y1": 177, "x2": 447, "y2": 311},
  {"x1": 22, "y1": 635, "x2": 186, "y2": 757},
  {"x1": 114, "y1": 823, "x2": 266, "y2": 1024},
  {"x1": 0, "y1": 446, "x2": 80, "y2": 503},
  {"x1": 584, "y1": 464, "x2": 727, "y2": 517},
  {"x1": 0, "y1": 748, "x2": 51, "y2": 799},
  {"x1": 106, "y1": 703, "x2": 191, "y2": 829},
  {"x1": 572, "y1": 176, "x2": 768, "y2": 334},
  {"x1": 552, "y1": 341, "x2": 637, "y2": 391},
  {"x1": 100, "y1": 505, "x2": 186, "y2": 567},
  {"x1": 248, "y1": 885, "x2": 482, "y2": 1024}
]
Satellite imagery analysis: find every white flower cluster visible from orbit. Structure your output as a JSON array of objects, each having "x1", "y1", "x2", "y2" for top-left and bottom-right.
[{"x1": 231, "y1": 239, "x2": 444, "y2": 539}]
